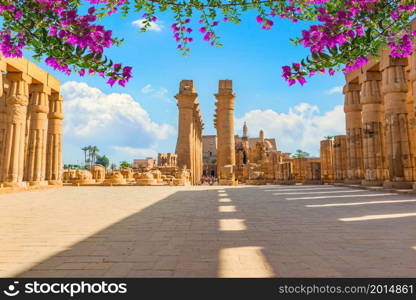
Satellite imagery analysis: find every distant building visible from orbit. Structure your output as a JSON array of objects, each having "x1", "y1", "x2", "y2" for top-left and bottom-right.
[
  {"x1": 202, "y1": 123, "x2": 279, "y2": 178},
  {"x1": 157, "y1": 153, "x2": 177, "y2": 167},
  {"x1": 202, "y1": 135, "x2": 217, "y2": 177},
  {"x1": 132, "y1": 157, "x2": 154, "y2": 169}
]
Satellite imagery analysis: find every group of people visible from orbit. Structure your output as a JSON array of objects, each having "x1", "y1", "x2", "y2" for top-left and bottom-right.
[{"x1": 200, "y1": 175, "x2": 216, "y2": 185}]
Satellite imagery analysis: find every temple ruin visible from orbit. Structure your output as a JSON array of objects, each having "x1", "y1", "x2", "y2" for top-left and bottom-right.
[
  {"x1": 340, "y1": 48, "x2": 416, "y2": 189},
  {"x1": 0, "y1": 56, "x2": 62, "y2": 189},
  {"x1": 175, "y1": 80, "x2": 203, "y2": 185}
]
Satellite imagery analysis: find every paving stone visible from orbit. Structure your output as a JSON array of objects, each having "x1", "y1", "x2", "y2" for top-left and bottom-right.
[{"x1": 0, "y1": 185, "x2": 414, "y2": 277}]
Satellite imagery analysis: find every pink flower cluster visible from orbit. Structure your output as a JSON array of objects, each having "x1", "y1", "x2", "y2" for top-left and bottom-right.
[
  {"x1": 171, "y1": 18, "x2": 193, "y2": 50},
  {"x1": 0, "y1": 4, "x2": 25, "y2": 58},
  {"x1": 281, "y1": 0, "x2": 416, "y2": 86},
  {"x1": 0, "y1": 0, "x2": 132, "y2": 87},
  {"x1": 256, "y1": 15, "x2": 274, "y2": 30},
  {"x1": 198, "y1": 19, "x2": 220, "y2": 46}
]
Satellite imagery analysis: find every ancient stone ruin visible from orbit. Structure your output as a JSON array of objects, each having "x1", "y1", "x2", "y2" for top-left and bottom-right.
[{"x1": 0, "y1": 56, "x2": 62, "y2": 189}]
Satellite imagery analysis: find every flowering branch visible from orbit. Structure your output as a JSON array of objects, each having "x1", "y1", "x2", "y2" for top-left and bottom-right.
[{"x1": 0, "y1": 0, "x2": 415, "y2": 87}]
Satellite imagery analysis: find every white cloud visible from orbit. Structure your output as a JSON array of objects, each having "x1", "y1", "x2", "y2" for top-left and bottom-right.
[
  {"x1": 325, "y1": 85, "x2": 343, "y2": 95},
  {"x1": 140, "y1": 84, "x2": 171, "y2": 102},
  {"x1": 132, "y1": 19, "x2": 163, "y2": 32},
  {"x1": 61, "y1": 81, "x2": 175, "y2": 161},
  {"x1": 235, "y1": 103, "x2": 345, "y2": 156},
  {"x1": 112, "y1": 146, "x2": 158, "y2": 158},
  {"x1": 141, "y1": 84, "x2": 154, "y2": 94}
]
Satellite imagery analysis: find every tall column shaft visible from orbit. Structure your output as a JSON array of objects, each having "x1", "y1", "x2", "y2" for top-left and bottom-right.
[
  {"x1": 320, "y1": 139, "x2": 334, "y2": 183},
  {"x1": 2, "y1": 72, "x2": 31, "y2": 187},
  {"x1": 381, "y1": 54, "x2": 414, "y2": 188},
  {"x1": 344, "y1": 82, "x2": 364, "y2": 183},
  {"x1": 0, "y1": 73, "x2": 7, "y2": 183},
  {"x1": 46, "y1": 93, "x2": 63, "y2": 184},
  {"x1": 333, "y1": 135, "x2": 347, "y2": 182},
  {"x1": 25, "y1": 84, "x2": 50, "y2": 184},
  {"x1": 215, "y1": 80, "x2": 236, "y2": 183},
  {"x1": 409, "y1": 46, "x2": 416, "y2": 187},
  {"x1": 175, "y1": 80, "x2": 203, "y2": 185},
  {"x1": 361, "y1": 71, "x2": 388, "y2": 185}
]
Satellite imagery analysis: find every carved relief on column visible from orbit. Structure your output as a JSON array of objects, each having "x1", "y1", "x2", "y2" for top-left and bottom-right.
[
  {"x1": 344, "y1": 82, "x2": 364, "y2": 183},
  {"x1": 215, "y1": 80, "x2": 236, "y2": 185},
  {"x1": 381, "y1": 53, "x2": 414, "y2": 188},
  {"x1": 320, "y1": 139, "x2": 334, "y2": 183},
  {"x1": 3, "y1": 72, "x2": 31, "y2": 187},
  {"x1": 175, "y1": 80, "x2": 198, "y2": 184},
  {"x1": 0, "y1": 73, "x2": 8, "y2": 183},
  {"x1": 361, "y1": 70, "x2": 388, "y2": 185},
  {"x1": 45, "y1": 93, "x2": 63, "y2": 185},
  {"x1": 25, "y1": 84, "x2": 50, "y2": 185},
  {"x1": 409, "y1": 46, "x2": 416, "y2": 188},
  {"x1": 333, "y1": 135, "x2": 347, "y2": 182}
]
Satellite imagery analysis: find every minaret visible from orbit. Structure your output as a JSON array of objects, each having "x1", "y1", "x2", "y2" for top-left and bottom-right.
[
  {"x1": 242, "y1": 122, "x2": 248, "y2": 140},
  {"x1": 259, "y1": 129, "x2": 264, "y2": 141}
]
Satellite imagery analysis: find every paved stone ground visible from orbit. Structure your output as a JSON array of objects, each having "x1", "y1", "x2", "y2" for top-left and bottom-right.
[{"x1": 0, "y1": 185, "x2": 415, "y2": 277}]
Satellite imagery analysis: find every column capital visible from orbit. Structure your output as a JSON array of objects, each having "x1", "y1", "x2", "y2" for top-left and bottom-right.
[
  {"x1": 0, "y1": 60, "x2": 6, "y2": 72},
  {"x1": 6, "y1": 72, "x2": 32, "y2": 84},
  {"x1": 362, "y1": 70, "x2": 381, "y2": 82},
  {"x1": 30, "y1": 83, "x2": 51, "y2": 95},
  {"x1": 48, "y1": 92, "x2": 64, "y2": 119},
  {"x1": 361, "y1": 77, "x2": 382, "y2": 105},
  {"x1": 380, "y1": 50, "x2": 408, "y2": 71},
  {"x1": 175, "y1": 81, "x2": 198, "y2": 109},
  {"x1": 343, "y1": 83, "x2": 360, "y2": 94},
  {"x1": 344, "y1": 83, "x2": 361, "y2": 112},
  {"x1": 175, "y1": 93, "x2": 197, "y2": 109}
]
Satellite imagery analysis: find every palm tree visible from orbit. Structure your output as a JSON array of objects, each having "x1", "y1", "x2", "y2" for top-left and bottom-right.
[
  {"x1": 292, "y1": 149, "x2": 310, "y2": 159},
  {"x1": 324, "y1": 136, "x2": 334, "y2": 140},
  {"x1": 81, "y1": 146, "x2": 89, "y2": 166},
  {"x1": 90, "y1": 146, "x2": 99, "y2": 166},
  {"x1": 86, "y1": 145, "x2": 92, "y2": 167}
]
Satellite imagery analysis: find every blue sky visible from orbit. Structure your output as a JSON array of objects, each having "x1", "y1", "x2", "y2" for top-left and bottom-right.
[{"x1": 24, "y1": 8, "x2": 346, "y2": 166}]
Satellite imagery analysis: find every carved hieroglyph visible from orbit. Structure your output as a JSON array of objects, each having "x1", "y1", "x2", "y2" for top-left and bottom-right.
[
  {"x1": 381, "y1": 54, "x2": 415, "y2": 186},
  {"x1": 25, "y1": 84, "x2": 50, "y2": 185},
  {"x1": 45, "y1": 93, "x2": 63, "y2": 185},
  {"x1": 2, "y1": 72, "x2": 31, "y2": 187},
  {"x1": 344, "y1": 82, "x2": 364, "y2": 183},
  {"x1": 361, "y1": 71, "x2": 388, "y2": 185}
]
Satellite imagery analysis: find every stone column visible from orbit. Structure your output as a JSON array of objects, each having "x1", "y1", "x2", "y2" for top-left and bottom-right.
[
  {"x1": 25, "y1": 84, "x2": 50, "y2": 185},
  {"x1": 409, "y1": 46, "x2": 416, "y2": 189},
  {"x1": 2, "y1": 72, "x2": 31, "y2": 187},
  {"x1": 45, "y1": 93, "x2": 63, "y2": 185},
  {"x1": 320, "y1": 139, "x2": 334, "y2": 183},
  {"x1": 361, "y1": 71, "x2": 388, "y2": 185},
  {"x1": 381, "y1": 53, "x2": 415, "y2": 188},
  {"x1": 344, "y1": 82, "x2": 364, "y2": 183},
  {"x1": 175, "y1": 80, "x2": 197, "y2": 182},
  {"x1": 0, "y1": 72, "x2": 8, "y2": 183},
  {"x1": 215, "y1": 80, "x2": 236, "y2": 185},
  {"x1": 333, "y1": 135, "x2": 347, "y2": 182}
]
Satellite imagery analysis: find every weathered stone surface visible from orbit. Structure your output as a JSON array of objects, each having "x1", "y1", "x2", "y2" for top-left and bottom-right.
[
  {"x1": 320, "y1": 139, "x2": 334, "y2": 183},
  {"x1": 215, "y1": 80, "x2": 236, "y2": 185},
  {"x1": 344, "y1": 83, "x2": 364, "y2": 183},
  {"x1": 175, "y1": 80, "x2": 203, "y2": 185}
]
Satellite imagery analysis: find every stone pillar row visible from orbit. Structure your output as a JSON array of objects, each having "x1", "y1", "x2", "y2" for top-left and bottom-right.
[
  {"x1": 336, "y1": 50, "x2": 416, "y2": 188},
  {"x1": 175, "y1": 80, "x2": 203, "y2": 185},
  {"x1": 0, "y1": 69, "x2": 63, "y2": 187}
]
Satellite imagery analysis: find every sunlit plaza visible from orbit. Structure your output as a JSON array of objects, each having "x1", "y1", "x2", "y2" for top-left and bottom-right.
[{"x1": 1, "y1": 185, "x2": 415, "y2": 278}]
